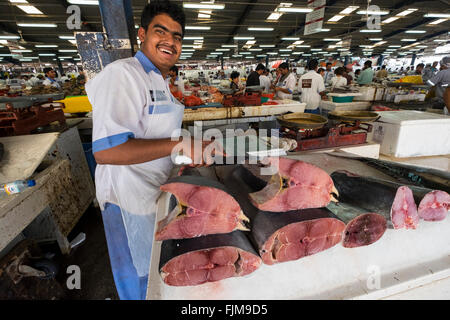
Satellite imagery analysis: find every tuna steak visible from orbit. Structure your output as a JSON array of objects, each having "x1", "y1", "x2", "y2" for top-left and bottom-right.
[
  {"x1": 155, "y1": 176, "x2": 248, "y2": 241},
  {"x1": 159, "y1": 231, "x2": 261, "y2": 286},
  {"x1": 221, "y1": 165, "x2": 345, "y2": 265},
  {"x1": 418, "y1": 191, "x2": 450, "y2": 221},
  {"x1": 245, "y1": 157, "x2": 338, "y2": 212},
  {"x1": 327, "y1": 202, "x2": 388, "y2": 248},
  {"x1": 390, "y1": 186, "x2": 420, "y2": 229}
]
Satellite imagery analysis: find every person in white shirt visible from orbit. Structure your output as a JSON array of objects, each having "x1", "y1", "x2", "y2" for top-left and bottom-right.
[
  {"x1": 323, "y1": 62, "x2": 334, "y2": 86},
  {"x1": 168, "y1": 64, "x2": 185, "y2": 95},
  {"x1": 298, "y1": 59, "x2": 326, "y2": 114},
  {"x1": 42, "y1": 68, "x2": 61, "y2": 89},
  {"x1": 86, "y1": 1, "x2": 218, "y2": 300},
  {"x1": 274, "y1": 62, "x2": 296, "y2": 100},
  {"x1": 259, "y1": 68, "x2": 271, "y2": 93},
  {"x1": 330, "y1": 67, "x2": 348, "y2": 90}
]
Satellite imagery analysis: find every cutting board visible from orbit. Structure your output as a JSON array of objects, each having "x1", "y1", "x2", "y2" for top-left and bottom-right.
[
  {"x1": 0, "y1": 133, "x2": 59, "y2": 183},
  {"x1": 146, "y1": 154, "x2": 450, "y2": 300}
]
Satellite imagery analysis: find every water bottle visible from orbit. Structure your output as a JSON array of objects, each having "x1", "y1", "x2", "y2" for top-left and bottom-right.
[{"x1": 0, "y1": 180, "x2": 36, "y2": 195}]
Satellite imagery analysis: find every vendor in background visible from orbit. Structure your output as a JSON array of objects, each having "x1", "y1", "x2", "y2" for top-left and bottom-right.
[
  {"x1": 357, "y1": 60, "x2": 374, "y2": 85},
  {"x1": 168, "y1": 65, "x2": 184, "y2": 95},
  {"x1": 323, "y1": 62, "x2": 334, "y2": 85},
  {"x1": 414, "y1": 63, "x2": 424, "y2": 75},
  {"x1": 431, "y1": 61, "x2": 439, "y2": 74},
  {"x1": 298, "y1": 59, "x2": 326, "y2": 114},
  {"x1": 345, "y1": 64, "x2": 355, "y2": 80},
  {"x1": 259, "y1": 68, "x2": 271, "y2": 93},
  {"x1": 422, "y1": 63, "x2": 434, "y2": 83},
  {"x1": 230, "y1": 71, "x2": 244, "y2": 95},
  {"x1": 273, "y1": 62, "x2": 296, "y2": 100},
  {"x1": 376, "y1": 65, "x2": 388, "y2": 78},
  {"x1": 330, "y1": 67, "x2": 348, "y2": 90},
  {"x1": 317, "y1": 68, "x2": 325, "y2": 77},
  {"x1": 246, "y1": 63, "x2": 266, "y2": 87},
  {"x1": 42, "y1": 68, "x2": 61, "y2": 89},
  {"x1": 426, "y1": 56, "x2": 450, "y2": 115}
]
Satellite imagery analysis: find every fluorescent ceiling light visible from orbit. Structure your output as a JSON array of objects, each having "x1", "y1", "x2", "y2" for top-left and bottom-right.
[
  {"x1": 303, "y1": 54, "x2": 311, "y2": 56},
  {"x1": 185, "y1": 26, "x2": 211, "y2": 30},
  {"x1": 360, "y1": 29, "x2": 382, "y2": 33},
  {"x1": 267, "y1": 13, "x2": 282, "y2": 20},
  {"x1": 369, "y1": 38, "x2": 383, "y2": 41},
  {"x1": 328, "y1": 15, "x2": 345, "y2": 22},
  {"x1": 389, "y1": 45, "x2": 401, "y2": 47},
  {"x1": 59, "y1": 56, "x2": 75, "y2": 58},
  {"x1": 310, "y1": 49, "x2": 321, "y2": 51},
  {"x1": 267, "y1": 52, "x2": 277, "y2": 55},
  {"x1": 397, "y1": 9, "x2": 418, "y2": 16},
  {"x1": 38, "y1": 53, "x2": 55, "y2": 56},
  {"x1": 357, "y1": 10, "x2": 389, "y2": 15},
  {"x1": 324, "y1": 38, "x2": 341, "y2": 41},
  {"x1": 319, "y1": 29, "x2": 330, "y2": 32},
  {"x1": 11, "y1": 49, "x2": 32, "y2": 53},
  {"x1": 245, "y1": 56, "x2": 255, "y2": 59},
  {"x1": 35, "y1": 44, "x2": 58, "y2": 48},
  {"x1": 382, "y1": 17, "x2": 399, "y2": 24},
  {"x1": 239, "y1": 52, "x2": 251, "y2": 55},
  {"x1": 183, "y1": 3, "x2": 225, "y2": 10},
  {"x1": 401, "y1": 38, "x2": 416, "y2": 41},
  {"x1": 293, "y1": 40, "x2": 304, "y2": 45},
  {"x1": 67, "y1": 0, "x2": 99, "y2": 4},
  {"x1": 277, "y1": 7, "x2": 312, "y2": 13},
  {"x1": 260, "y1": 45, "x2": 275, "y2": 48},
  {"x1": 68, "y1": 40, "x2": 77, "y2": 45},
  {"x1": 424, "y1": 13, "x2": 450, "y2": 18},
  {"x1": 59, "y1": 36, "x2": 75, "y2": 40},
  {"x1": 248, "y1": 27, "x2": 273, "y2": 31},
  {"x1": 256, "y1": 55, "x2": 266, "y2": 57},
  {"x1": 416, "y1": 45, "x2": 428, "y2": 48},
  {"x1": 386, "y1": 49, "x2": 396, "y2": 51},
  {"x1": 59, "y1": 49, "x2": 77, "y2": 52},
  {"x1": 182, "y1": 49, "x2": 195, "y2": 52},
  {"x1": 359, "y1": 45, "x2": 372, "y2": 48},
  {"x1": 434, "y1": 39, "x2": 447, "y2": 42},
  {"x1": 234, "y1": 36, "x2": 254, "y2": 40},
  {"x1": 296, "y1": 45, "x2": 310, "y2": 48},
  {"x1": 184, "y1": 36, "x2": 204, "y2": 40},
  {"x1": 216, "y1": 49, "x2": 230, "y2": 51},
  {"x1": 405, "y1": 30, "x2": 426, "y2": 33},
  {"x1": 232, "y1": 55, "x2": 242, "y2": 57},
  {"x1": 0, "y1": 35, "x2": 20, "y2": 39},
  {"x1": 19, "y1": 59, "x2": 32, "y2": 61},
  {"x1": 279, "y1": 49, "x2": 292, "y2": 52},
  {"x1": 249, "y1": 48, "x2": 262, "y2": 51},
  {"x1": 280, "y1": 54, "x2": 290, "y2": 57},
  {"x1": 281, "y1": 37, "x2": 300, "y2": 41},
  {"x1": 246, "y1": 40, "x2": 256, "y2": 44},
  {"x1": 292, "y1": 52, "x2": 303, "y2": 55},
  {"x1": 9, "y1": 0, "x2": 28, "y2": 3},
  {"x1": 428, "y1": 19, "x2": 448, "y2": 25},
  {"x1": 337, "y1": 48, "x2": 349, "y2": 51},
  {"x1": 16, "y1": 5, "x2": 44, "y2": 14},
  {"x1": 210, "y1": 52, "x2": 222, "y2": 55},
  {"x1": 17, "y1": 23, "x2": 57, "y2": 27},
  {"x1": 222, "y1": 45, "x2": 237, "y2": 48},
  {"x1": 340, "y1": 6, "x2": 359, "y2": 14}
]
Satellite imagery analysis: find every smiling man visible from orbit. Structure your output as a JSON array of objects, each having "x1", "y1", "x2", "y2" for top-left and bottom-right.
[{"x1": 86, "y1": 1, "x2": 214, "y2": 300}]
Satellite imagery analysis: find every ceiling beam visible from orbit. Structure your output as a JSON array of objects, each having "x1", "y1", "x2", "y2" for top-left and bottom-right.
[{"x1": 226, "y1": 0, "x2": 258, "y2": 43}]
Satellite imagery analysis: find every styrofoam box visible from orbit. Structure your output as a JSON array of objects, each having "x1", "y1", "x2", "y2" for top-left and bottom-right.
[
  {"x1": 371, "y1": 110, "x2": 450, "y2": 158},
  {"x1": 320, "y1": 100, "x2": 371, "y2": 117},
  {"x1": 354, "y1": 86, "x2": 386, "y2": 102}
]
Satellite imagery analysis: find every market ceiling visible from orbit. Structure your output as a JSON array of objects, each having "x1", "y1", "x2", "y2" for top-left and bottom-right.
[{"x1": 0, "y1": 0, "x2": 449, "y2": 64}]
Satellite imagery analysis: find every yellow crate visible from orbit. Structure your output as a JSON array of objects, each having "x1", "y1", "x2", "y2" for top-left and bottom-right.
[{"x1": 55, "y1": 95, "x2": 92, "y2": 113}]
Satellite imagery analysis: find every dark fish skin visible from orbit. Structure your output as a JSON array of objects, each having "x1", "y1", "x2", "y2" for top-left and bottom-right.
[
  {"x1": 328, "y1": 153, "x2": 450, "y2": 193},
  {"x1": 330, "y1": 171, "x2": 432, "y2": 223},
  {"x1": 159, "y1": 230, "x2": 258, "y2": 271}
]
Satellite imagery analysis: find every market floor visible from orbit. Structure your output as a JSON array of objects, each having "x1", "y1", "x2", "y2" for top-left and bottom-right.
[{"x1": 56, "y1": 204, "x2": 119, "y2": 300}]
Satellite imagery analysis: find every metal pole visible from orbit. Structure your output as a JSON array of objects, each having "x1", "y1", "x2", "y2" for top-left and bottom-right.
[{"x1": 411, "y1": 54, "x2": 417, "y2": 66}]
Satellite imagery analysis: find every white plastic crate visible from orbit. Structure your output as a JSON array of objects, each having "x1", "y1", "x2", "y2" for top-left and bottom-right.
[
  {"x1": 319, "y1": 100, "x2": 371, "y2": 117},
  {"x1": 372, "y1": 110, "x2": 450, "y2": 157}
]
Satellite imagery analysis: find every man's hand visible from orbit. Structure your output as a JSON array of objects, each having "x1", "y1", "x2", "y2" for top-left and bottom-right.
[{"x1": 178, "y1": 138, "x2": 225, "y2": 167}]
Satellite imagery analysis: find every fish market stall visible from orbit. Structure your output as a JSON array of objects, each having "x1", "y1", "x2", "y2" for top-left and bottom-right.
[{"x1": 146, "y1": 153, "x2": 450, "y2": 300}]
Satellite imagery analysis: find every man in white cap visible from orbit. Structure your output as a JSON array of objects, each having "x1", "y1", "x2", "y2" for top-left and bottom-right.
[{"x1": 426, "y1": 56, "x2": 450, "y2": 115}]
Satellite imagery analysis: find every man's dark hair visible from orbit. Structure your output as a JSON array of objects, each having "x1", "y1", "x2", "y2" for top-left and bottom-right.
[
  {"x1": 279, "y1": 62, "x2": 289, "y2": 70},
  {"x1": 170, "y1": 65, "x2": 179, "y2": 74},
  {"x1": 43, "y1": 67, "x2": 53, "y2": 75},
  {"x1": 256, "y1": 63, "x2": 266, "y2": 71},
  {"x1": 317, "y1": 67, "x2": 325, "y2": 74},
  {"x1": 355, "y1": 69, "x2": 361, "y2": 74},
  {"x1": 141, "y1": 0, "x2": 186, "y2": 36},
  {"x1": 416, "y1": 63, "x2": 424, "y2": 69},
  {"x1": 364, "y1": 60, "x2": 372, "y2": 68},
  {"x1": 326, "y1": 62, "x2": 332, "y2": 67},
  {"x1": 382, "y1": 65, "x2": 386, "y2": 69},
  {"x1": 230, "y1": 71, "x2": 240, "y2": 80},
  {"x1": 334, "y1": 67, "x2": 345, "y2": 76},
  {"x1": 307, "y1": 59, "x2": 319, "y2": 70}
]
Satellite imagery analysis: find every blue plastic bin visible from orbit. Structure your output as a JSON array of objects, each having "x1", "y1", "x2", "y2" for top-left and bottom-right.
[{"x1": 82, "y1": 142, "x2": 97, "y2": 180}]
